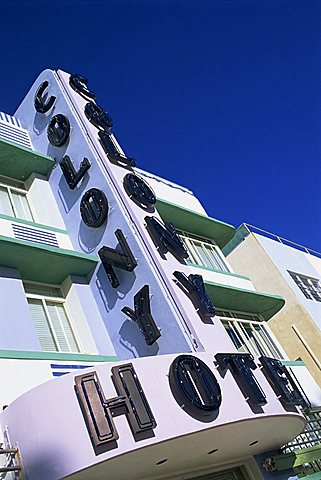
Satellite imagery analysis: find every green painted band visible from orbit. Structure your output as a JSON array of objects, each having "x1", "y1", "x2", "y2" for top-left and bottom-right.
[
  {"x1": 0, "y1": 213, "x2": 68, "y2": 235},
  {"x1": 0, "y1": 137, "x2": 54, "y2": 181},
  {"x1": 156, "y1": 197, "x2": 235, "y2": 249},
  {"x1": 281, "y1": 360, "x2": 306, "y2": 366},
  {"x1": 188, "y1": 262, "x2": 251, "y2": 280},
  {"x1": 0, "y1": 137, "x2": 53, "y2": 160},
  {"x1": 0, "y1": 349, "x2": 118, "y2": 362},
  {"x1": 157, "y1": 197, "x2": 234, "y2": 230},
  {"x1": 203, "y1": 279, "x2": 285, "y2": 320}
]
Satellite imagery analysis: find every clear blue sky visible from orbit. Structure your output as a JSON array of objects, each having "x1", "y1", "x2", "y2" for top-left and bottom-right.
[{"x1": 1, "y1": 0, "x2": 320, "y2": 250}]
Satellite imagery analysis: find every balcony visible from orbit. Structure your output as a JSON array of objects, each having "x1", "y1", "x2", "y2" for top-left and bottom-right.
[
  {"x1": 0, "y1": 232, "x2": 98, "y2": 283},
  {"x1": 204, "y1": 279, "x2": 285, "y2": 321}
]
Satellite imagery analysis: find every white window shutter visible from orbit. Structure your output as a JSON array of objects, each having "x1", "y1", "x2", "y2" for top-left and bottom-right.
[
  {"x1": 28, "y1": 299, "x2": 57, "y2": 352},
  {"x1": 46, "y1": 302, "x2": 79, "y2": 353}
]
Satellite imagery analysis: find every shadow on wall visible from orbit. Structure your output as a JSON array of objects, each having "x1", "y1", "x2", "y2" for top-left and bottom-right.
[
  {"x1": 0, "y1": 266, "x2": 22, "y2": 280},
  {"x1": 95, "y1": 263, "x2": 136, "y2": 312},
  {"x1": 58, "y1": 171, "x2": 90, "y2": 214},
  {"x1": 119, "y1": 319, "x2": 159, "y2": 358},
  {"x1": 33, "y1": 110, "x2": 53, "y2": 136},
  {"x1": 95, "y1": 265, "x2": 159, "y2": 358},
  {"x1": 47, "y1": 137, "x2": 69, "y2": 161},
  {"x1": 78, "y1": 220, "x2": 107, "y2": 254},
  {"x1": 22, "y1": 442, "x2": 72, "y2": 480}
]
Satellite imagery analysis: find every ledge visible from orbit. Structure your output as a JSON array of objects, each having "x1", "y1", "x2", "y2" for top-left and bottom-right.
[
  {"x1": 0, "y1": 137, "x2": 54, "y2": 181},
  {"x1": 222, "y1": 223, "x2": 250, "y2": 256},
  {"x1": 0, "y1": 235, "x2": 98, "y2": 284},
  {"x1": 0, "y1": 350, "x2": 118, "y2": 362},
  {"x1": 156, "y1": 198, "x2": 235, "y2": 249},
  {"x1": 204, "y1": 280, "x2": 285, "y2": 320}
]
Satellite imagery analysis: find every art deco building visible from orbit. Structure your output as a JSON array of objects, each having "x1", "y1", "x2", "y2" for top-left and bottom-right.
[
  {"x1": 225, "y1": 224, "x2": 321, "y2": 390},
  {"x1": 0, "y1": 71, "x2": 319, "y2": 480}
]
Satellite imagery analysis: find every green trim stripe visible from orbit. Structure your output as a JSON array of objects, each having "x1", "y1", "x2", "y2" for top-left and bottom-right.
[
  {"x1": 0, "y1": 349, "x2": 118, "y2": 362},
  {"x1": 156, "y1": 198, "x2": 235, "y2": 249},
  {"x1": 281, "y1": 360, "x2": 306, "y2": 367},
  {"x1": 0, "y1": 213, "x2": 68, "y2": 234}
]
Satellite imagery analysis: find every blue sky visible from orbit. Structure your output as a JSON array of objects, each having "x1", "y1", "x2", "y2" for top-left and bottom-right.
[{"x1": 1, "y1": 0, "x2": 320, "y2": 250}]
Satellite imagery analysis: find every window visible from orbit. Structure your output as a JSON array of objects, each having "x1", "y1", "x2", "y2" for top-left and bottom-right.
[
  {"x1": 178, "y1": 230, "x2": 230, "y2": 272},
  {"x1": 217, "y1": 309, "x2": 283, "y2": 359},
  {"x1": 190, "y1": 466, "x2": 248, "y2": 480},
  {"x1": 288, "y1": 271, "x2": 321, "y2": 302},
  {"x1": 24, "y1": 282, "x2": 80, "y2": 353},
  {"x1": 0, "y1": 176, "x2": 34, "y2": 221}
]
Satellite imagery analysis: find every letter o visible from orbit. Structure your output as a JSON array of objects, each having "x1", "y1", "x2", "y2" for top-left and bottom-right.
[
  {"x1": 123, "y1": 173, "x2": 156, "y2": 209},
  {"x1": 169, "y1": 355, "x2": 222, "y2": 420},
  {"x1": 47, "y1": 114, "x2": 70, "y2": 147},
  {"x1": 80, "y1": 188, "x2": 108, "y2": 228}
]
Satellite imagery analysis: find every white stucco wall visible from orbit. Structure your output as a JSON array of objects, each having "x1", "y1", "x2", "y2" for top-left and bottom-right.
[
  {"x1": 136, "y1": 168, "x2": 208, "y2": 214},
  {"x1": 26, "y1": 175, "x2": 67, "y2": 230},
  {"x1": 255, "y1": 234, "x2": 321, "y2": 332}
]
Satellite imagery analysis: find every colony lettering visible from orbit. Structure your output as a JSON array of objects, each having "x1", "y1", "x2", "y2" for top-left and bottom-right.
[
  {"x1": 34, "y1": 73, "x2": 214, "y2": 346},
  {"x1": 75, "y1": 354, "x2": 305, "y2": 452}
]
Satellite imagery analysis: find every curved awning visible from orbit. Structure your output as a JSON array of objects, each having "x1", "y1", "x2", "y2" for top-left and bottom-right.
[
  {"x1": 156, "y1": 198, "x2": 235, "y2": 249},
  {"x1": 204, "y1": 280, "x2": 285, "y2": 320},
  {"x1": 0, "y1": 138, "x2": 54, "y2": 181},
  {"x1": 0, "y1": 235, "x2": 98, "y2": 284}
]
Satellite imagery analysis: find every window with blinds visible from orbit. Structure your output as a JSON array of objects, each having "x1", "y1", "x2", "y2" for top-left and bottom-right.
[
  {"x1": 24, "y1": 282, "x2": 80, "y2": 353},
  {"x1": 217, "y1": 309, "x2": 283, "y2": 360},
  {"x1": 178, "y1": 230, "x2": 230, "y2": 272},
  {"x1": 0, "y1": 177, "x2": 34, "y2": 221}
]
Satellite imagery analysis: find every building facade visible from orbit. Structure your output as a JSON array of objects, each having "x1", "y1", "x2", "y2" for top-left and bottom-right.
[
  {"x1": 225, "y1": 224, "x2": 321, "y2": 390},
  {"x1": 0, "y1": 70, "x2": 319, "y2": 480}
]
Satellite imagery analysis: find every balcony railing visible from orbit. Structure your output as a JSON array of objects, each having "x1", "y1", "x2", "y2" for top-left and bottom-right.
[
  {"x1": 224, "y1": 223, "x2": 321, "y2": 259},
  {"x1": 282, "y1": 408, "x2": 321, "y2": 476}
]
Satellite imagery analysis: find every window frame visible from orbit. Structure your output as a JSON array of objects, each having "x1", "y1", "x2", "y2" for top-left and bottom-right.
[
  {"x1": 0, "y1": 176, "x2": 34, "y2": 222},
  {"x1": 288, "y1": 270, "x2": 321, "y2": 302},
  {"x1": 178, "y1": 230, "x2": 230, "y2": 272},
  {"x1": 24, "y1": 281, "x2": 82, "y2": 354},
  {"x1": 217, "y1": 309, "x2": 284, "y2": 359}
]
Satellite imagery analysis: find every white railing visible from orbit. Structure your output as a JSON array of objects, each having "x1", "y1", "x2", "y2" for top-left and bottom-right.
[
  {"x1": 282, "y1": 408, "x2": 321, "y2": 475},
  {"x1": 241, "y1": 224, "x2": 321, "y2": 258}
]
